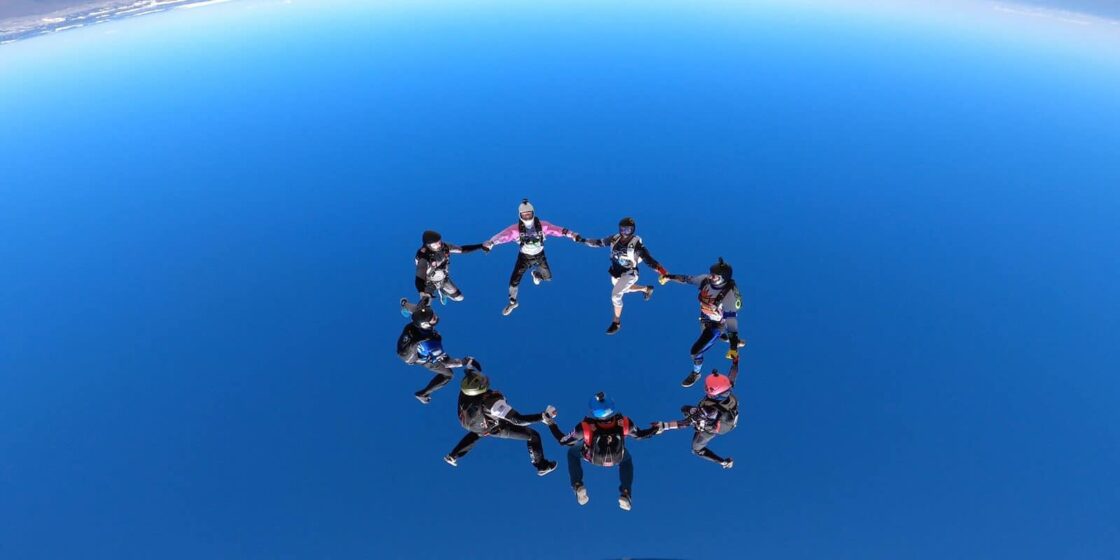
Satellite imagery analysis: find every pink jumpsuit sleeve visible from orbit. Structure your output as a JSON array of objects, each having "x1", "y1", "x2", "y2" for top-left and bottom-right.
[
  {"x1": 539, "y1": 220, "x2": 571, "y2": 238},
  {"x1": 488, "y1": 224, "x2": 521, "y2": 245}
]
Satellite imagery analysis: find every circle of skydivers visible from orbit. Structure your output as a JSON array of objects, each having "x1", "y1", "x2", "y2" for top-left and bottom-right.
[{"x1": 396, "y1": 199, "x2": 745, "y2": 511}]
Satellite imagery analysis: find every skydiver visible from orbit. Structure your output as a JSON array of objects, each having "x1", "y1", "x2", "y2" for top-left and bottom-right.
[
  {"x1": 659, "y1": 257, "x2": 745, "y2": 387},
  {"x1": 574, "y1": 216, "x2": 669, "y2": 335},
  {"x1": 407, "y1": 230, "x2": 489, "y2": 309},
  {"x1": 443, "y1": 358, "x2": 559, "y2": 476},
  {"x1": 544, "y1": 392, "x2": 661, "y2": 511},
  {"x1": 483, "y1": 199, "x2": 579, "y2": 316},
  {"x1": 654, "y1": 355, "x2": 741, "y2": 468},
  {"x1": 396, "y1": 302, "x2": 464, "y2": 404}
]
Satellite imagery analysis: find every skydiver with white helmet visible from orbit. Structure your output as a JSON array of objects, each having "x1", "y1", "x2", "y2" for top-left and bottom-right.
[
  {"x1": 660, "y1": 257, "x2": 745, "y2": 387},
  {"x1": 544, "y1": 392, "x2": 662, "y2": 511},
  {"x1": 483, "y1": 199, "x2": 579, "y2": 316},
  {"x1": 396, "y1": 301, "x2": 464, "y2": 404},
  {"x1": 443, "y1": 358, "x2": 559, "y2": 476},
  {"x1": 407, "y1": 230, "x2": 489, "y2": 309},
  {"x1": 653, "y1": 355, "x2": 741, "y2": 468},
  {"x1": 575, "y1": 216, "x2": 670, "y2": 335}
]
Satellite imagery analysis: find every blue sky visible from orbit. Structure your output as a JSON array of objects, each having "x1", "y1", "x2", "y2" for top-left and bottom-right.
[{"x1": 1, "y1": 1, "x2": 1119, "y2": 559}]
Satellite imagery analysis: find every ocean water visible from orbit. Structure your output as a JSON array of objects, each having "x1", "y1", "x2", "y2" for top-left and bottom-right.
[{"x1": 2, "y1": 1, "x2": 1119, "y2": 558}]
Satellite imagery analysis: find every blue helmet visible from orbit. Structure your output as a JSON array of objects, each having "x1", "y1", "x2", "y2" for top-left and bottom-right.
[{"x1": 588, "y1": 392, "x2": 615, "y2": 419}]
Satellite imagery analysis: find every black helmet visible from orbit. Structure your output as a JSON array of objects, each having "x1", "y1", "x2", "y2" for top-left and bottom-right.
[
  {"x1": 461, "y1": 372, "x2": 490, "y2": 396},
  {"x1": 411, "y1": 306, "x2": 438, "y2": 328},
  {"x1": 618, "y1": 216, "x2": 636, "y2": 236},
  {"x1": 709, "y1": 257, "x2": 733, "y2": 280},
  {"x1": 422, "y1": 230, "x2": 442, "y2": 245}
]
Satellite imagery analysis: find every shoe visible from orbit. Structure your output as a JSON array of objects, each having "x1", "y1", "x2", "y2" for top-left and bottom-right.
[
  {"x1": 606, "y1": 321, "x2": 620, "y2": 335},
  {"x1": 681, "y1": 371, "x2": 700, "y2": 388},
  {"x1": 535, "y1": 460, "x2": 557, "y2": 476},
  {"x1": 400, "y1": 298, "x2": 412, "y2": 318},
  {"x1": 644, "y1": 286, "x2": 654, "y2": 301},
  {"x1": 531, "y1": 270, "x2": 542, "y2": 285},
  {"x1": 502, "y1": 299, "x2": 518, "y2": 316},
  {"x1": 618, "y1": 490, "x2": 632, "y2": 511},
  {"x1": 414, "y1": 391, "x2": 431, "y2": 404},
  {"x1": 721, "y1": 458, "x2": 734, "y2": 469},
  {"x1": 573, "y1": 483, "x2": 589, "y2": 506},
  {"x1": 444, "y1": 455, "x2": 458, "y2": 467}
]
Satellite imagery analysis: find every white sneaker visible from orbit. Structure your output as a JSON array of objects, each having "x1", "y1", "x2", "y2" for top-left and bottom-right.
[{"x1": 502, "y1": 299, "x2": 519, "y2": 316}]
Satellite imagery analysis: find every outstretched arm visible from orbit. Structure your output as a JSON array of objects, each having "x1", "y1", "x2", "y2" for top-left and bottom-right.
[
  {"x1": 540, "y1": 220, "x2": 578, "y2": 240},
  {"x1": 575, "y1": 234, "x2": 610, "y2": 248},
  {"x1": 448, "y1": 242, "x2": 488, "y2": 254},
  {"x1": 545, "y1": 420, "x2": 580, "y2": 446},
  {"x1": 486, "y1": 224, "x2": 521, "y2": 247},
  {"x1": 628, "y1": 417, "x2": 662, "y2": 440},
  {"x1": 636, "y1": 242, "x2": 668, "y2": 277}
]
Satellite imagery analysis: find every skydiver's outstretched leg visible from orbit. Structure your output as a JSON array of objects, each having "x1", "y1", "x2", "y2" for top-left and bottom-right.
[
  {"x1": 440, "y1": 277, "x2": 465, "y2": 302},
  {"x1": 445, "y1": 432, "x2": 482, "y2": 466},
  {"x1": 618, "y1": 452, "x2": 634, "y2": 510},
  {"x1": 415, "y1": 361, "x2": 453, "y2": 404},
  {"x1": 530, "y1": 253, "x2": 552, "y2": 285},
  {"x1": 691, "y1": 430, "x2": 732, "y2": 467},
  {"x1": 504, "y1": 254, "x2": 532, "y2": 315},
  {"x1": 491, "y1": 425, "x2": 556, "y2": 475},
  {"x1": 566, "y1": 445, "x2": 589, "y2": 504},
  {"x1": 682, "y1": 322, "x2": 721, "y2": 387}
]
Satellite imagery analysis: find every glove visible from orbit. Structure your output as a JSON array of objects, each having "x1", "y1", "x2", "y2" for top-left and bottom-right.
[
  {"x1": 481, "y1": 244, "x2": 491, "y2": 253},
  {"x1": 658, "y1": 275, "x2": 669, "y2": 285},
  {"x1": 483, "y1": 241, "x2": 495, "y2": 250},
  {"x1": 725, "y1": 348, "x2": 739, "y2": 361},
  {"x1": 567, "y1": 231, "x2": 579, "y2": 240},
  {"x1": 542, "y1": 405, "x2": 557, "y2": 424},
  {"x1": 574, "y1": 235, "x2": 585, "y2": 243}
]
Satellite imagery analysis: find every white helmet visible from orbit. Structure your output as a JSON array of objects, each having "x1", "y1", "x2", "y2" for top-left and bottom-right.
[{"x1": 518, "y1": 199, "x2": 535, "y2": 224}]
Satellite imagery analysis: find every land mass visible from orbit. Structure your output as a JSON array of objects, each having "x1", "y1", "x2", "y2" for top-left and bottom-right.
[{"x1": 0, "y1": 0, "x2": 233, "y2": 44}]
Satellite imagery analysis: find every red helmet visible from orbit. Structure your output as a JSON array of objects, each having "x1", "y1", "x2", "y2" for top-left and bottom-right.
[{"x1": 704, "y1": 372, "x2": 733, "y2": 398}]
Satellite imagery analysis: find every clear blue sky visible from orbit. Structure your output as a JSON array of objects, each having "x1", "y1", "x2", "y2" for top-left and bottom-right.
[{"x1": 1, "y1": 1, "x2": 1118, "y2": 558}]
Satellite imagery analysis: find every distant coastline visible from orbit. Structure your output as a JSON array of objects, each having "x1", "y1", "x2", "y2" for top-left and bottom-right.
[{"x1": 0, "y1": 0, "x2": 236, "y2": 45}]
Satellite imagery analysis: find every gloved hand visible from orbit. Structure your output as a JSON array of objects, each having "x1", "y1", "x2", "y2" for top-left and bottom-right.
[
  {"x1": 658, "y1": 275, "x2": 670, "y2": 285},
  {"x1": 574, "y1": 234, "x2": 585, "y2": 243},
  {"x1": 653, "y1": 421, "x2": 675, "y2": 434},
  {"x1": 542, "y1": 405, "x2": 557, "y2": 424},
  {"x1": 567, "y1": 231, "x2": 579, "y2": 240},
  {"x1": 481, "y1": 244, "x2": 491, "y2": 253},
  {"x1": 720, "y1": 458, "x2": 734, "y2": 469},
  {"x1": 725, "y1": 348, "x2": 739, "y2": 361}
]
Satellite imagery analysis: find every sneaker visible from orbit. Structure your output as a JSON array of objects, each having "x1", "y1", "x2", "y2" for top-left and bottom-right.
[
  {"x1": 443, "y1": 455, "x2": 458, "y2": 467},
  {"x1": 535, "y1": 460, "x2": 557, "y2": 476},
  {"x1": 644, "y1": 286, "x2": 654, "y2": 301},
  {"x1": 721, "y1": 458, "x2": 734, "y2": 469},
  {"x1": 573, "y1": 483, "x2": 589, "y2": 506},
  {"x1": 681, "y1": 371, "x2": 700, "y2": 388},
  {"x1": 414, "y1": 391, "x2": 431, "y2": 404},
  {"x1": 618, "y1": 490, "x2": 632, "y2": 511},
  {"x1": 606, "y1": 321, "x2": 620, "y2": 335},
  {"x1": 502, "y1": 299, "x2": 519, "y2": 316},
  {"x1": 531, "y1": 270, "x2": 542, "y2": 285},
  {"x1": 400, "y1": 298, "x2": 412, "y2": 318}
]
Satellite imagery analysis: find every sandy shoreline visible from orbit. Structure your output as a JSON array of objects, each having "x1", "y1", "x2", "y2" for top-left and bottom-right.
[{"x1": 0, "y1": 0, "x2": 235, "y2": 44}]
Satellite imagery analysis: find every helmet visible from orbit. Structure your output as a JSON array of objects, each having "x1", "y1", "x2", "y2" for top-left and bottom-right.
[
  {"x1": 709, "y1": 257, "x2": 733, "y2": 281},
  {"x1": 411, "y1": 306, "x2": 438, "y2": 329},
  {"x1": 618, "y1": 217, "x2": 636, "y2": 236},
  {"x1": 588, "y1": 392, "x2": 615, "y2": 419},
  {"x1": 518, "y1": 199, "x2": 535, "y2": 223},
  {"x1": 422, "y1": 230, "x2": 442, "y2": 245},
  {"x1": 460, "y1": 372, "x2": 490, "y2": 396},
  {"x1": 705, "y1": 372, "x2": 733, "y2": 398}
]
